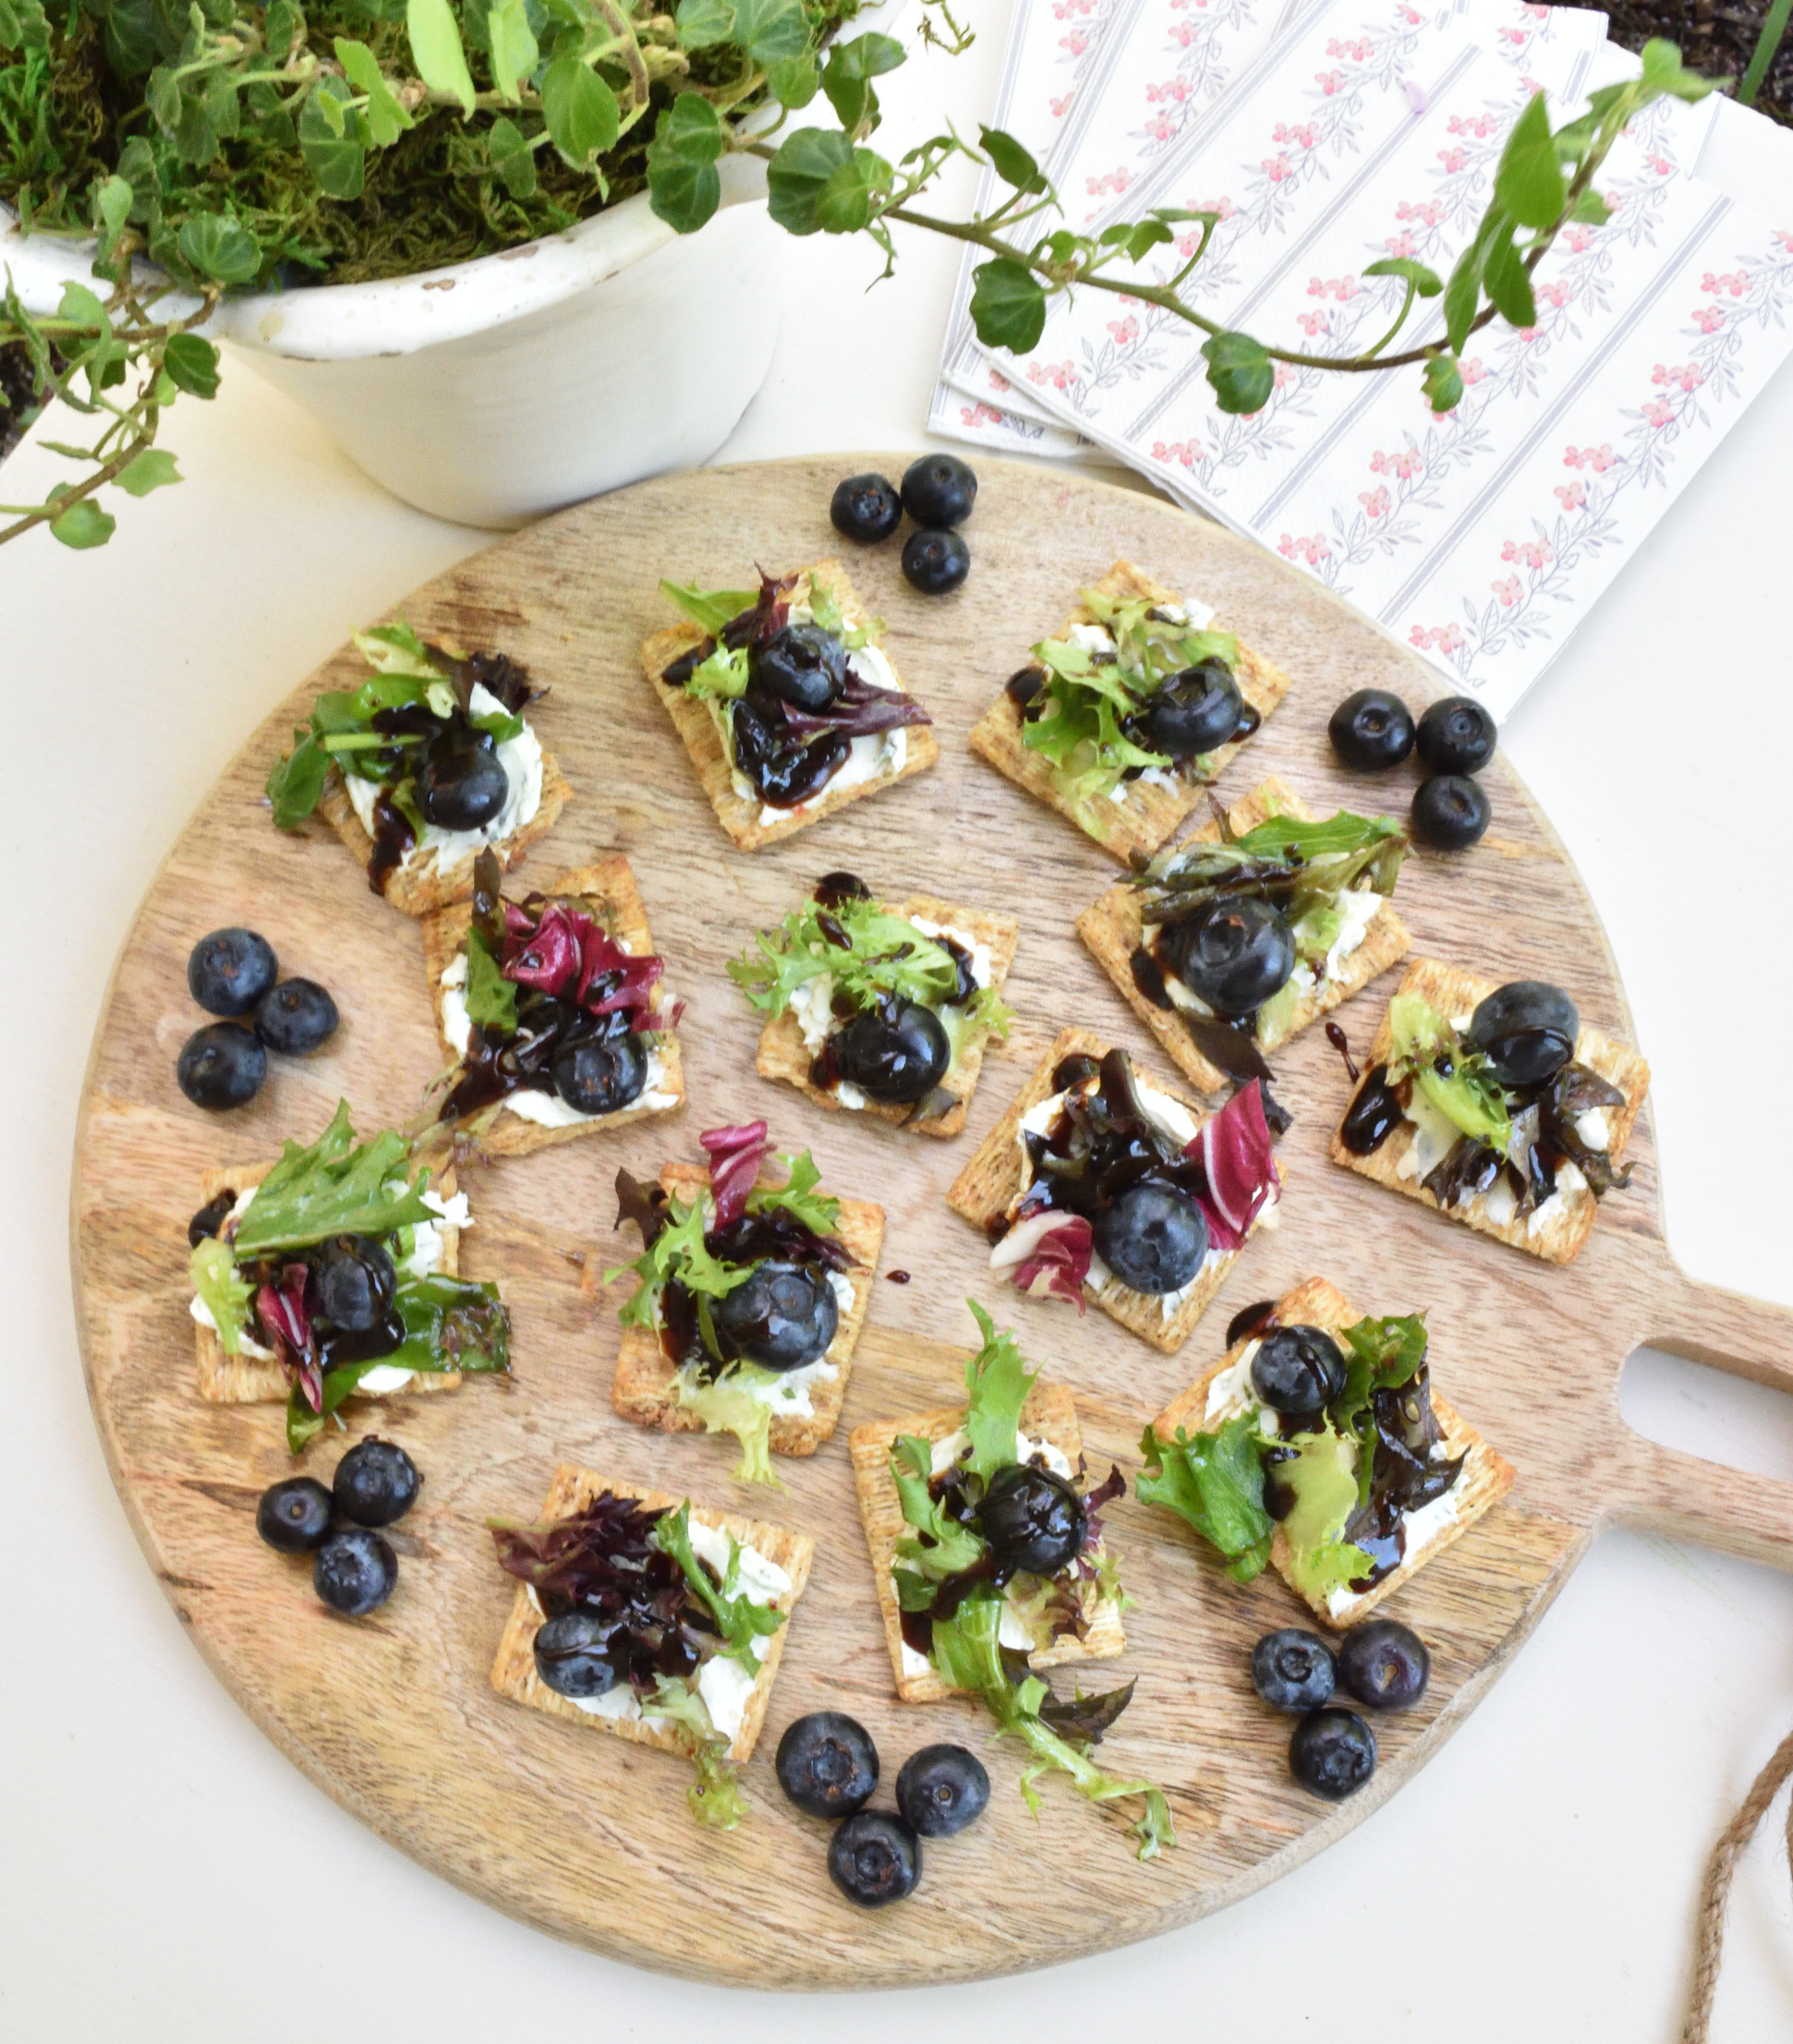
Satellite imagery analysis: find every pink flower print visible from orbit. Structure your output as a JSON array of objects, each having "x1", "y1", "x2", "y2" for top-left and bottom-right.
[
  {"x1": 1324, "y1": 276, "x2": 1359, "y2": 302},
  {"x1": 1502, "y1": 538, "x2": 1554, "y2": 571},
  {"x1": 1262, "y1": 152, "x2": 1294, "y2": 182},
  {"x1": 1278, "y1": 533, "x2": 1332, "y2": 566},
  {"x1": 1396, "y1": 199, "x2": 1447, "y2": 227},
  {"x1": 1774, "y1": 229, "x2": 1793, "y2": 250},
  {"x1": 1691, "y1": 307, "x2": 1724, "y2": 333},
  {"x1": 1554, "y1": 481, "x2": 1586, "y2": 511},
  {"x1": 1358, "y1": 487, "x2": 1391, "y2": 518},
  {"x1": 1049, "y1": 94, "x2": 1074, "y2": 118},
  {"x1": 1492, "y1": 574, "x2": 1522, "y2": 607},
  {"x1": 1522, "y1": 4, "x2": 1548, "y2": 18},
  {"x1": 1369, "y1": 446, "x2": 1423, "y2": 480},
  {"x1": 1460, "y1": 357, "x2": 1486, "y2": 386},
  {"x1": 1150, "y1": 439, "x2": 1204, "y2": 468},
  {"x1": 1325, "y1": 36, "x2": 1373, "y2": 59},
  {"x1": 1652, "y1": 361, "x2": 1703, "y2": 392},
  {"x1": 1297, "y1": 309, "x2": 1330, "y2": 336},
  {"x1": 1145, "y1": 113, "x2": 1178, "y2": 140},
  {"x1": 1447, "y1": 113, "x2": 1496, "y2": 139},
  {"x1": 987, "y1": 369, "x2": 1011, "y2": 393},
  {"x1": 1384, "y1": 232, "x2": 1418, "y2": 258},
  {"x1": 1536, "y1": 281, "x2": 1569, "y2": 308},
  {"x1": 1642, "y1": 396, "x2": 1677, "y2": 429},
  {"x1": 1170, "y1": 21, "x2": 1197, "y2": 43},
  {"x1": 1107, "y1": 317, "x2": 1140, "y2": 346},
  {"x1": 1497, "y1": 24, "x2": 1528, "y2": 43},
  {"x1": 1272, "y1": 362, "x2": 1295, "y2": 390},
  {"x1": 1437, "y1": 147, "x2": 1468, "y2": 174},
  {"x1": 1701, "y1": 270, "x2": 1751, "y2": 297},
  {"x1": 1516, "y1": 327, "x2": 1539, "y2": 344},
  {"x1": 1561, "y1": 441, "x2": 1615, "y2": 473},
  {"x1": 1060, "y1": 31, "x2": 1088, "y2": 54},
  {"x1": 1314, "y1": 67, "x2": 1345, "y2": 93},
  {"x1": 1273, "y1": 121, "x2": 1320, "y2": 148},
  {"x1": 1147, "y1": 79, "x2": 1193, "y2": 104},
  {"x1": 1562, "y1": 226, "x2": 1593, "y2": 254},
  {"x1": 1411, "y1": 623, "x2": 1465, "y2": 653},
  {"x1": 1399, "y1": 4, "x2": 1422, "y2": 20},
  {"x1": 1084, "y1": 167, "x2": 1133, "y2": 200},
  {"x1": 1647, "y1": 153, "x2": 1674, "y2": 176},
  {"x1": 959, "y1": 404, "x2": 1003, "y2": 429},
  {"x1": 1028, "y1": 360, "x2": 1076, "y2": 393}
]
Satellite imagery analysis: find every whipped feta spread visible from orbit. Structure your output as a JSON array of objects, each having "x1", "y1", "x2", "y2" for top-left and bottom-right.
[
  {"x1": 344, "y1": 682, "x2": 543, "y2": 876},
  {"x1": 1326, "y1": 1483, "x2": 1462, "y2": 1621}
]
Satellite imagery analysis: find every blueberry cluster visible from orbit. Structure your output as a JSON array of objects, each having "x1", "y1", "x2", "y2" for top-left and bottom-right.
[
  {"x1": 256, "y1": 1438, "x2": 420, "y2": 1617},
  {"x1": 1327, "y1": 687, "x2": 1498, "y2": 850},
  {"x1": 177, "y1": 926, "x2": 339, "y2": 1111},
  {"x1": 774, "y1": 1711, "x2": 988, "y2": 1906},
  {"x1": 829, "y1": 455, "x2": 979, "y2": 597},
  {"x1": 1250, "y1": 1618, "x2": 1430, "y2": 1801}
]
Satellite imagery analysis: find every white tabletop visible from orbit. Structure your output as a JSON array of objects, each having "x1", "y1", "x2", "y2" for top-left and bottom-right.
[{"x1": 4, "y1": 13, "x2": 1790, "y2": 2037}]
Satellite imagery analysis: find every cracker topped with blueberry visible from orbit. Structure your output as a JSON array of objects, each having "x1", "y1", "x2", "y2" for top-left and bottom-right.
[
  {"x1": 607, "y1": 1121, "x2": 883, "y2": 1481},
  {"x1": 947, "y1": 1027, "x2": 1283, "y2": 1354},
  {"x1": 187, "y1": 1100, "x2": 510, "y2": 1453},
  {"x1": 266, "y1": 619, "x2": 572, "y2": 916},
  {"x1": 969, "y1": 560, "x2": 1291, "y2": 865},
  {"x1": 1077, "y1": 776, "x2": 1411, "y2": 1095},
  {"x1": 730, "y1": 870, "x2": 1019, "y2": 1139},
  {"x1": 490, "y1": 1464, "x2": 812, "y2": 1830},
  {"x1": 642, "y1": 562, "x2": 939, "y2": 851},
  {"x1": 1141, "y1": 1276, "x2": 1515, "y2": 1629},
  {"x1": 418, "y1": 849, "x2": 684, "y2": 1158},
  {"x1": 1330, "y1": 960, "x2": 1650, "y2": 1265}
]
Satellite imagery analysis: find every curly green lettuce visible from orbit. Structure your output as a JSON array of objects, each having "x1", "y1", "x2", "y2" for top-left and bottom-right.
[{"x1": 232, "y1": 1100, "x2": 436, "y2": 1259}]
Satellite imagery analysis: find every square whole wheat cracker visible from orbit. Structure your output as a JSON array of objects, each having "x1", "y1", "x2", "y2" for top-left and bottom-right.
[
  {"x1": 1327, "y1": 958, "x2": 1651, "y2": 1267},
  {"x1": 1077, "y1": 775, "x2": 1411, "y2": 1094},
  {"x1": 489, "y1": 1463, "x2": 813, "y2": 1763},
  {"x1": 418, "y1": 856, "x2": 685, "y2": 1161},
  {"x1": 849, "y1": 1382, "x2": 1126, "y2": 1703},
  {"x1": 611, "y1": 1161, "x2": 885, "y2": 1457},
  {"x1": 192, "y1": 1161, "x2": 464, "y2": 1408},
  {"x1": 639, "y1": 559, "x2": 940, "y2": 853},
  {"x1": 313, "y1": 750, "x2": 573, "y2": 920},
  {"x1": 754, "y1": 891, "x2": 1022, "y2": 1141},
  {"x1": 1151, "y1": 1275, "x2": 1517, "y2": 1629},
  {"x1": 967, "y1": 560, "x2": 1293, "y2": 866},
  {"x1": 945, "y1": 1025, "x2": 1280, "y2": 1356}
]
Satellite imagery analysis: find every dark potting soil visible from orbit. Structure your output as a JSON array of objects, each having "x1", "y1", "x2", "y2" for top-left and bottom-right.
[{"x1": 1564, "y1": 0, "x2": 1792, "y2": 124}]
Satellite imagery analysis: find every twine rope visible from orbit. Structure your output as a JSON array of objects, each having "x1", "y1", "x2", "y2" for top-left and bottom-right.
[{"x1": 1682, "y1": 1723, "x2": 1793, "y2": 2044}]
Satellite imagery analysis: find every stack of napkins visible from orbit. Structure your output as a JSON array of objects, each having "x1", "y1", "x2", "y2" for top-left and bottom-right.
[{"x1": 928, "y1": 0, "x2": 1793, "y2": 714}]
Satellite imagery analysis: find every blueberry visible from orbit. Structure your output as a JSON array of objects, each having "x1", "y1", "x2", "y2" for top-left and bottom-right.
[
  {"x1": 1145, "y1": 662, "x2": 1243, "y2": 757},
  {"x1": 830, "y1": 472, "x2": 903, "y2": 544},
  {"x1": 255, "y1": 978, "x2": 338, "y2": 1056},
  {"x1": 257, "y1": 1476, "x2": 334, "y2": 1554},
  {"x1": 1290, "y1": 1707, "x2": 1377, "y2": 1799},
  {"x1": 713, "y1": 1258, "x2": 839, "y2": 1371},
  {"x1": 188, "y1": 927, "x2": 278, "y2": 1016},
  {"x1": 900, "y1": 453, "x2": 977, "y2": 529},
  {"x1": 1463, "y1": 980, "x2": 1578, "y2": 1087},
  {"x1": 177, "y1": 1022, "x2": 266, "y2": 1110},
  {"x1": 534, "y1": 1609, "x2": 622, "y2": 1699},
  {"x1": 552, "y1": 1031, "x2": 648, "y2": 1116},
  {"x1": 753, "y1": 623, "x2": 848, "y2": 713},
  {"x1": 1250, "y1": 1324, "x2": 1348, "y2": 1417},
  {"x1": 1251, "y1": 1628, "x2": 1337, "y2": 1712},
  {"x1": 1411, "y1": 774, "x2": 1490, "y2": 849},
  {"x1": 901, "y1": 527, "x2": 971, "y2": 596},
  {"x1": 418, "y1": 733, "x2": 509, "y2": 830},
  {"x1": 332, "y1": 1437, "x2": 420, "y2": 1528},
  {"x1": 308, "y1": 1236, "x2": 397, "y2": 1336},
  {"x1": 1415, "y1": 695, "x2": 1496, "y2": 776},
  {"x1": 313, "y1": 1527, "x2": 397, "y2": 1615},
  {"x1": 827, "y1": 1809, "x2": 921, "y2": 1907},
  {"x1": 1336, "y1": 1619, "x2": 1429, "y2": 1711},
  {"x1": 830, "y1": 1000, "x2": 951, "y2": 1104},
  {"x1": 1328, "y1": 688, "x2": 1415, "y2": 770},
  {"x1": 896, "y1": 1744, "x2": 990, "y2": 1836},
  {"x1": 1162, "y1": 896, "x2": 1295, "y2": 1016},
  {"x1": 1093, "y1": 1181, "x2": 1208, "y2": 1295},
  {"x1": 775, "y1": 1711, "x2": 878, "y2": 1818},
  {"x1": 975, "y1": 1461, "x2": 1087, "y2": 1576}
]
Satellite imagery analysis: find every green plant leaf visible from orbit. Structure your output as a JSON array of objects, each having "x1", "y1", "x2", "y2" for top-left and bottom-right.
[
  {"x1": 56, "y1": 281, "x2": 110, "y2": 337},
  {"x1": 1201, "y1": 330, "x2": 1273, "y2": 414},
  {"x1": 335, "y1": 36, "x2": 415, "y2": 145},
  {"x1": 767, "y1": 127, "x2": 851, "y2": 234},
  {"x1": 1493, "y1": 93, "x2": 1565, "y2": 230},
  {"x1": 115, "y1": 449, "x2": 182, "y2": 496},
  {"x1": 164, "y1": 333, "x2": 222, "y2": 399},
  {"x1": 1481, "y1": 217, "x2": 1536, "y2": 329},
  {"x1": 979, "y1": 123, "x2": 1046, "y2": 194},
  {"x1": 674, "y1": 0, "x2": 733, "y2": 47},
  {"x1": 407, "y1": 0, "x2": 477, "y2": 115},
  {"x1": 177, "y1": 212, "x2": 262, "y2": 284},
  {"x1": 1569, "y1": 186, "x2": 1612, "y2": 225},
  {"x1": 648, "y1": 91, "x2": 724, "y2": 230},
  {"x1": 48, "y1": 497, "x2": 115, "y2": 550},
  {"x1": 484, "y1": 0, "x2": 539, "y2": 104},
  {"x1": 1422, "y1": 353, "x2": 1464, "y2": 415},
  {"x1": 1363, "y1": 254, "x2": 1443, "y2": 296},
  {"x1": 299, "y1": 82, "x2": 370, "y2": 200},
  {"x1": 969, "y1": 255, "x2": 1046, "y2": 350},
  {"x1": 541, "y1": 55, "x2": 620, "y2": 169},
  {"x1": 267, "y1": 732, "x2": 331, "y2": 827},
  {"x1": 1100, "y1": 216, "x2": 1174, "y2": 263},
  {"x1": 822, "y1": 31, "x2": 904, "y2": 131},
  {"x1": 961, "y1": 1300, "x2": 1037, "y2": 1480},
  {"x1": 264, "y1": 0, "x2": 305, "y2": 59},
  {"x1": 233, "y1": 1101, "x2": 436, "y2": 1258},
  {"x1": 1442, "y1": 224, "x2": 1486, "y2": 354},
  {"x1": 0, "y1": 0, "x2": 51, "y2": 53},
  {"x1": 93, "y1": 174, "x2": 134, "y2": 248},
  {"x1": 766, "y1": 54, "x2": 817, "y2": 107},
  {"x1": 731, "y1": 0, "x2": 807, "y2": 66},
  {"x1": 486, "y1": 114, "x2": 538, "y2": 197}
]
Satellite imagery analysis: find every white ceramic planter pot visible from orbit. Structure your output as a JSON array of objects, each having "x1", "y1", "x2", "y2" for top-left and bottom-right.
[{"x1": 0, "y1": 153, "x2": 781, "y2": 528}]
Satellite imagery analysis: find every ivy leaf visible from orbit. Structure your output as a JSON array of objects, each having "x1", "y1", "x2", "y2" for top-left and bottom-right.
[
  {"x1": 1493, "y1": 93, "x2": 1565, "y2": 231},
  {"x1": 979, "y1": 123, "x2": 1046, "y2": 195},
  {"x1": 1442, "y1": 224, "x2": 1487, "y2": 354},
  {"x1": 1421, "y1": 353, "x2": 1464, "y2": 415},
  {"x1": 541, "y1": 56, "x2": 619, "y2": 169},
  {"x1": 767, "y1": 127, "x2": 850, "y2": 235},
  {"x1": 484, "y1": 0, "x2": 539, "y2": 106},
  {"x1": 335, "y1": 36, "x2": 415, "y2": 145},
  {"x1": 766, "y1": 54, "x2": 817, "y2": 108},
  {"x1": 407, "y1": 0, "x2": 477, "y2": 115},
  {"x1": 1569, "y1": 186, "x2": 1612, "y2": 226},
  {"x1": 0, "y1": 0, "x2": 51, "y2": 53},
  {"x1": 648, "y1": 92, "x2": 725, "y2": 231},
  {"x1": 164, "y1": 333, "x2": 222, "y2": 399},
  {"x1": 1363, "y1": 254, "x2": 1443, "y2": 296},
  {"x1": 822, "y1": 31, "x2": 904, "y2": 133},
  {"x1": 264, "y1": 0, "x2": 305, "y2": 59},
  {"x1": 299, "y1": 81, "x2": 370, "y2": 201},
  {"x1": 204, "y1": 66, "x2": 240, "y2": 140},
  {"x1": 1481, "y1": 217, "x2": 1536, "y2": 329},
  {"x1": 817, "y1": 147, "x2": 890, "y2": 234},
  {"x1": 674, "y1": 0, "x2": 733, "y2": 47},
  {"x1": 731, "y1": 0, "x2": 807, "y2": 67},
  {"x1": 969, "y1": 255, "x2": 1046, "y2": 351},
  {"x1": 1201, "y1": 330, "x2": 1273, "y2": 415},
  {"x1": 115, "y1": 449, "x2": 182, "y2": 496},
  {"x1": 48, "y1": 495, "x2": 115, "y2": 550},
  {"x1": 1641, "y1": 36, "x2": 1713, "y2": 100},
  {"x1": 57, "y1": 281, "x2": 111, "y2": 339},
  {"x1": 92, "y1": 175, "x2": 134, "y2": 255},
  {"x1": 1100, "y1": 217, "x2": 1173, "y2": 262},
  {"x1": 177, "y1": 212, "x2": 262, "y2": 284},
  {"x1": 486, "y1": 114, "x2": 538, "y2": 198}
]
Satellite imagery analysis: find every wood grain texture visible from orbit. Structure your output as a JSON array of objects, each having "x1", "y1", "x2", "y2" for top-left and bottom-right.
[{"x1": 70, "y1": 455, "x2": 1793, "y2": 1989}]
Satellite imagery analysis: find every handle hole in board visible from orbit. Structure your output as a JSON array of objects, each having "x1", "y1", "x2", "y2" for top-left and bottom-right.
[{"x1": 1620, "y1": 1346, "x2": 1793, "y2": 1485}]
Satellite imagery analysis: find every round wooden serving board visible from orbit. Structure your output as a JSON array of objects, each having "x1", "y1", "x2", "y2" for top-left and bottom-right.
[{"x1": 72, "y1": 456, "x2": 1793, "y2": 1989}]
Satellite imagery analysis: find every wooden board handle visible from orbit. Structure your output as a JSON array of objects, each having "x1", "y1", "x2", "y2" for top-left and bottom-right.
[{"x1": 1608, "y1": 1259, "x2": 1793, "y2": 1569}]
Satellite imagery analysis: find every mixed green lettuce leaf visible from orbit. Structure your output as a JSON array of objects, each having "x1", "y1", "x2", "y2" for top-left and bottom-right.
[
  {"x1": 233, "y1": 1100, "x2": 436, "y2": 1258},
  {"x1": 1388, "y1": 992, "x2": 1511, "y2": 1149},
  {"x1": 1136, "y1": 1412, "x2": 1275, "y2": 1582}
]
